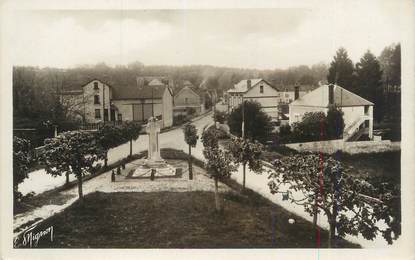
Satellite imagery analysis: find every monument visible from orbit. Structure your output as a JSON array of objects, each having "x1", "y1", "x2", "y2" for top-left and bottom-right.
[{"x1": 128, "y1": 117, "x2": 176, "y2": 179}]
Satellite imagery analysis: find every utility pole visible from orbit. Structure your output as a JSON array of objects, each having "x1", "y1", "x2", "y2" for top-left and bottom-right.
[
  {"x1": 151, "y1": 84, "x2": 154, "y2": 118},
  {"x1": 241, "y1": 96, "x2": 245, "y2": 139}
]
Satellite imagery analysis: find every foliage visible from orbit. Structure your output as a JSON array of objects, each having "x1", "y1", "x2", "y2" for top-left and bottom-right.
[
  {"x1": 97, "y1": 125, "x2": 127, "y2": 166},
  {"x1": 121, "y1": 121, "x2": 142, "y2": 142},
  {"x1": 279, "y1": 108, "x2": 344, "y2": 143},
  {"x1": 214, "y1": 110, "x2": 227, "y2": 124},
  {"x1": 41, "y1": 131, "x2": 104, "y2": 199},
  {"x1": 268, "y1": 153, "x2": 401, "y2": 247},
  {"x1": 13, "y1": 136, "x2": 32, "y2": 200},
  {"x1": 326, "y1": 107, "x2": 345, "y2": 139},
  {"x1": 355, "y1": 50, "x2": 383, "y2": 122},
  {"x1": 229, "y1": 137, "x2": 263, "y2": 173},
  {"x1": 201, "y1": 126, "x2": 219, "y2": 149},
  {"x1": 327, "y1": 47, "x2": 356, "y2": 92},
  {"x1": 203, "y1": 147, "x2": 236, "y2": 181},
  {"x1": 228, "y1": 101, "x2": 273, "y2": 144},
  {"x1": 183, "y1": 124, "x2": 199, "y2": 147}
]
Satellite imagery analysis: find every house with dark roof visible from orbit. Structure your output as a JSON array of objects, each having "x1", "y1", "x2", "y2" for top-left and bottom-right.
[
  {"x1": 289, "y1": 84, "x2": 374, "y2": 140},
  {"x1": 227, "y1": 78, "x2": 282, "y2": 119},
  {"x1": 111, "y1": 77, "x2": 173, "y2": 128}
]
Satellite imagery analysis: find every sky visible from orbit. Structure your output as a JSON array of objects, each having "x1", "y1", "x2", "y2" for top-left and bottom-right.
[{"x1": 6, "y1": 1, "x2": 409, "y2": 70}]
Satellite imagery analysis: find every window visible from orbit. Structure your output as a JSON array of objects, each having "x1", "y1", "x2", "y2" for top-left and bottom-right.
[
  {"x1": 94, "y1": 95, "x2": 100, "y2": 104},
  {"x1": 94, "y1": 82, "x2": 99, "y2": 90},
  {"x1": 185, "y1": 97, "x2": 188, "y2": 104},
  {"x1": 285, "y1": 93, "x2": 289, "y2": 98},
  {"x1": 104, "y1": 109, "x2": 109, "y2": 121},
  {"x1": 118, "y1": 113, "x2": 122, "y2": 122},
  {"x1": 95, "y1": 109, "x2": 101, "y2": 119},
  {"x1": 364, "y1": 105, "x2": 369, "y2": 115},
  {"x1": 260, "y1": 85, "x2": 264, "y2": 93}
]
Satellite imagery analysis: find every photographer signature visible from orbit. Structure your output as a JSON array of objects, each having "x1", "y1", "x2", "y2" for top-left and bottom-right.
[{"x1": 14, "y1": 224, "x2": 54, "y2": 248}]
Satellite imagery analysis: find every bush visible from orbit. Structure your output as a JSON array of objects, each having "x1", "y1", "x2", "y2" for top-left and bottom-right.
[
  {"x1": 214, "y1": 110, "x2": 227, "y2": 124},
  {"x1": 279, "y1": 107, "x2": 344, "y2": 143}
]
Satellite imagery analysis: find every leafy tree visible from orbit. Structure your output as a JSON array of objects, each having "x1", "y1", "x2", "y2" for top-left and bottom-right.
[
  {"x1": 291, "y1": 112, "x2": 326, "y2": 142},
  {"x1": 183, "y1": 124, "x2": 199, "y2": 180},
  {"x1": 326, "y1": 107, "x2": 345, "y2": 139},
  {"x1": 229, "y1": 137, "x2": 263, "y2": 190},
  {"x1": 327, "y1": 48, "x2": 355, "y2": 91},
  {"x1": 121, "y1": 121, "x2": 142, "y2": 157},
  {"x1": 201, "y1": 126, "x2": 219, "y2": 149},
  {"x1": 268, "y1": 153, "x2": 401, "y2": 248},
  {"x1": 390, "y1": 44, "x2": 401, "y2": 86},
  {"x1": 97, "y1": 125, "x2": 126, "y2": 167},
  {"x1": 355, "y1": 50, "x2": 383, "y2": 121},
  {"x1": 228, "y1": 101, "x2": 273, "y2": 144},
  {"x1": 41, "y1": 131, "x2": 104, "y2": 201},
  {"x1": 203, "y1": 137, "x2": 236, "y2": 211},
  {"x1": 13, "y1": 136, "x2": 32, "y2": 201}
]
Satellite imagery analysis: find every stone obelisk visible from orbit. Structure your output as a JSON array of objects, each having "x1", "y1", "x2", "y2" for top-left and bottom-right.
[{"x1": 145, "y1": 117, "x2": 164, "y2": 164}]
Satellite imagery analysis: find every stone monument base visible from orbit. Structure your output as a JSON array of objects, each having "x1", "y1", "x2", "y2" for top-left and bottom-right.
[{"x1": 127, "y1": 158, "x2": 176, "y2": 179}]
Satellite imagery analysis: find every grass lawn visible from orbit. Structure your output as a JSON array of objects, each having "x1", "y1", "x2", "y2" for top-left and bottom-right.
[{"x1": 15, "y1": 191, "x2": 359, "y2": 248}]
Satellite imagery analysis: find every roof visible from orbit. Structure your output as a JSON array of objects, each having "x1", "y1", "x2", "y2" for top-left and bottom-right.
[
  {"x1": 290, "y1": 84, "x2": 374, "y2": 107},
  {"x1": 112, "y1": 76, "x2": 172, "y2": 100},
  {"x1": 174, "y1": 85, "x2": 205, "y2": 98},
  {"x1": 227, "y1": 78, "x2": 279, "y2": 93}
]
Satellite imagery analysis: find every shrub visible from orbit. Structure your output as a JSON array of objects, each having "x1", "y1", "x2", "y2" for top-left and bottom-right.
[{"x1": 214, "y1": 110, "x2": 227, "y2": 124}]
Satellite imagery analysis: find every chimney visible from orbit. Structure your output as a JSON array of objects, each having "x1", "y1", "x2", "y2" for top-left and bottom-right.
[
  {"x1": 294, "y1": 85, "x2": 300, "y2": 100},
  {"x1": 328, "y1": 84, "x2": 334, "y2": 105},
  {"x1": 247, "y1": 79, "x2": 251, "y2": 89}
]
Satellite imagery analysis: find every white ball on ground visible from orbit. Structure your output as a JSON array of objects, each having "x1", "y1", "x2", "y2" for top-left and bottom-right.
[{"x1": 288, "y1": 218, "x2": 295, "y2": 224}]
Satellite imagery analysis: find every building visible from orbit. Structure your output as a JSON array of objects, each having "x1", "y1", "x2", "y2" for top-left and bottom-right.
[
  {"x1": 111, "y1": 77, "x2": 173, "y2": 128},
  {"x1": 173, "y1": 82, "x2": 207, "y2": 116},
  {"x1": 289, "y1": 84, "x2": 374, "y2": 140},
  {"x1": 60, "y1": 79, "x2": 118, "y2": 124},
  {"x1": 227, "y1": 78, "x2": 281, "y2": 119},
  {"x1": 60, "y1": 77, "x2": 174, "y2": 128}
]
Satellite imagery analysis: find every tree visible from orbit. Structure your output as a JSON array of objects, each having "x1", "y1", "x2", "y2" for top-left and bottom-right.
[
  {"x1": 213, "y1": 110, "x2": 227, "y2": 124},
  {"x1": 268, "y1": 153, "x2": 400, "y2": 247},
  {"x1": 229, "y1": 137, "x2": 263, "y2": 190},
  {"x1": 326, "y1": 107, "x2": 345, "y2": 140},
  {"x1": 183, "y1": 124, "x2": 199, "y2": 180},
  {"x1": 202, "y1": 130, "x2": 236, "y2": 211},
  {"x1": 228, "y1": 101, "x2": 273, "y2": 144},
  {"x1": 13, "y1": 136, "x2": 32, "y2": 201},
  {"x1": 327, "y1": 48, "x2": 355, "y2": 91},
  {"x1": 97, "y1": 125, "x2": 126, "y2": 168},
  {"x1": 41, "y1": 131, "x2": 104, "y2": 201},
  {"x1": 122, "y1": 121, "x2": 142, "y2": 157},
  {"x1": 355, "y1": 50, "x2": 383, "y2": 121}
]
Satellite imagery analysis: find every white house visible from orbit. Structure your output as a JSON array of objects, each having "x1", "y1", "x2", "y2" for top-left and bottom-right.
[
  {"x1": 60, "y1": 79, "x2": 118, "y2": 124},
  {"x1": 289, "y1": 84, "x2": 374, "y2": 140},
  {"x1": 227, "y1": 78, "x2": 282, "y2": 119}
]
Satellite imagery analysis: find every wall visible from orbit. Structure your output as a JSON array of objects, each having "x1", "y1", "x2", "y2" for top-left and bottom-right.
[
  {"x1": 174, "y1": 87, "x2": 201, "y2": 107},
  {"x1": 289, "y1": 105, "x2": 327, "y2": 125},
  {"x1": 285, "y1": 139, "x2": 400, "y2": 154},
  {"x1": 112, "y1": 99, "x2": 163, "y2": 122},
  {"x1": 83, "y1": 80, "x2": 113, "y2": 123},
  {"x1": 243, "y1": 81, "x2": 281, "y2": 119}
]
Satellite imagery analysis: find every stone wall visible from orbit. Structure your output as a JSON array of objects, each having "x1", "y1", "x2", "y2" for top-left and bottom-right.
[{"x1": 285, "y1": 139, "x2": 400, "y2": 154}]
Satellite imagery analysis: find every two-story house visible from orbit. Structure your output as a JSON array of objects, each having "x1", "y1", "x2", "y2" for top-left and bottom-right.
[{"x1": 227, "y1": 78, "x2": 281, "y2": 119}]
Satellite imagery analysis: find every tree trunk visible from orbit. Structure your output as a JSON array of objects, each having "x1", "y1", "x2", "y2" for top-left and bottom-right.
[
  {"x1": 328, "y1": 220, "x2": 336, "y2": 248},
  {"x1": 65, "y1": 172, "x2": 70, "y2": 185},
  {"x1": 104, "y1": 151, "x2": 108, "y2": 168},
  {"x1": 313, "y1": 190, "x2": 318, "y2": 227},
  {"x1": 242, "y1": 163, "x2": 246, "y2": 191},
  {"x1": 129, "y1": 139, "x2": 132, "y2": 157},
  {"x1": 188, "y1": 145, "x2": 193, "y2": 180},
  {"x1": 214, "y1": 177, "x2": 220, "y2": 211},
  {"x1": 77, "y1": 174, "x2": 83, "y2": 201}
]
